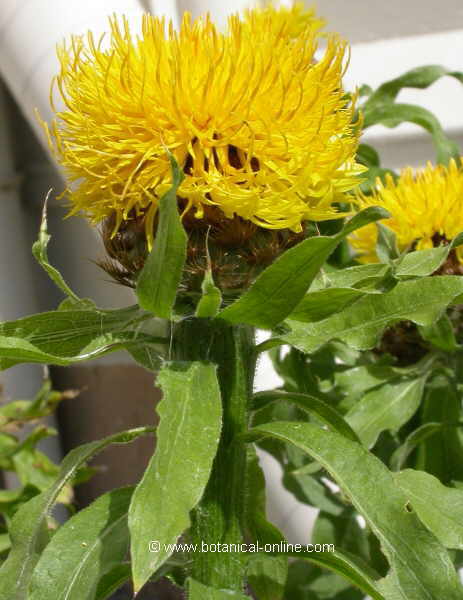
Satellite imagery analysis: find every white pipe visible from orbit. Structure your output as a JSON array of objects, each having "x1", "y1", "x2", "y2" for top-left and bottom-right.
[
  {"x1": 0, "y1": 86, "x2": 43, "y2": 395},
  {"x1": 22, "y1": 147, "x2": 136, "y2": 309},
  {"x1": 143, "y1": 0, "x2": 180, "y2": 27},
  {"x1": 176, "y1": 0, "x2": 255, "y2": 27},
  {"x1": 346, "y1": 30, "x2": 463, "y2": 143},
  {"x1": 0, "y1": 1, "x2": 150, "y2": 308},
  {"x1": 254, "y1": 333, "x2": 317, "y2": 542},
  {"x1": 0, "y1": 85, "x2": 62, "y2": 485},
  {"x1": 0, "y1": 0, "x2": 147, "y2": 144}
]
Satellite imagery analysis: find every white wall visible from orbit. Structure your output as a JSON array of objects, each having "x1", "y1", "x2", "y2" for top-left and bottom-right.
[
  {"x1": 1, "y1": 0, "x2": 463, "y2": 539},
  {"x1": 316, "y1": 0, "x2": 463, "y2": 43},
  {"x1": 313, "y1": 1, "x2": 463, "y2": 168}
]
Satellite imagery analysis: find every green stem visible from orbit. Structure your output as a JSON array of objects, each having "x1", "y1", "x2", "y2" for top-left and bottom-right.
[{"x1": 172, "y1": 318, "x2": 255, "y2": 591}]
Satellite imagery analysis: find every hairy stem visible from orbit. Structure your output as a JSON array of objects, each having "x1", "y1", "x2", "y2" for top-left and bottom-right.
[{"x1": 172, "y1": 318, "x2": 255, "y2": 591}]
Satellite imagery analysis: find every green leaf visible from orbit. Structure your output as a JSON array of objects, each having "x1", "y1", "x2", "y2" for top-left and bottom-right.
[
  {"x1": 312, "y1": 508, "x2": 370, "y2": 564},
  {"x1": 394, "y1": 233, "x2": 463, "y2": 279},
  {"x1": 283, "y1": 560, "x2": 361, "y2": 600},
  {"x1": 395, "y1": 470, "x2": 463, "y2": 550},
  {"x1": 416, "y1": 379, "x2": 463, "y2": 484},
  {"x1": 359, "y1": 167, "x2": 399, "y2": 196},
  {"x1": 345, "y1": 377, "x2": 426, "y2": 448},
  {"x1": 0, "y1": 380, "x2": 73, "y2": 427},
  {"x1": 29, "y1": 487, "x2": 133, "y2": 600},
  {"x1": 280, "y1": 549, "x2": 383, "y2": 600},
  {"x1": 363, "y1": 65, "x2": 463, "y2": 108},
  {"x1": 311, "y1": 263, "x2": 391, "y2": 292},
  {"x1": 13, "y1": 446, "x2": 60, "y2": 492},
  {"x1": 245, "y1": 449, "x2": 286, "y2": 545},
  {"x1": 289, "y1": 288, "x2": 366, "y2": 323},
  {"x1": 0, "y1": 305, "x2": 153, "y2": 370},
  {"x1": 394, "y1": 247, "x2": 450, "y2": 279},
  {"x1": 359, "y1": 83, "x2": 374, "y2": 97},
  {"x1": 246, "y1": 421, "x2": 463, "y2": 600},
  {"x1": 129, "y1": 362, "x2": 222, "y2": 593},
  {"x1": 247, "y1": 555, "x2": 287, "y2": 600},
  {"x1": 419, "y1": 314, "x2": 459, "y2": 352},
  {"x1": 363, "y1": 103, "x2": 460, "y2": 165},
  {"x1": 126, "y1": 344, "x2": 163, "y2": 372},
  {"x1": 95, "y1": 563, "x2": 131, "y2": 600},
  {"x1": 32, "y1": 193, "x2": 79, "y2": 301},
  {"x1": 376, "y1": 224, "x2": 400, "y2": 263},
  {"x1": 245, "y1": 449, "x2": 287, "y2": 600},
  {"x1": 283, "y1": 470, "x2": 345, "y2": 516},
  {"x1": 283, "y1": 276, "x2": 463, "y2": 353},
  {"x1": 135, "y1": 153, "x2": 186, "y2": 318},
  {"x1": 335, "y1": 364, "x2": 410, "y2": 397},
  {"x1": 0, "y1": 433, "x2": 18, "y2": 462},
  {"x1": 390, "y1": 423, "x2": 450, "y2": 471},
  {"x1": 0, "y1": 485, "x2": 40, "y2": 525},
  {"x1": 187, "y1": 578, "x2": 250, "y2": 599},
  {"x1": 219, "y1": 207, "x2": 389, "y2": 329},
  {"x1": 0, "y1": 533, "x2": 10, "y2": 556},
  {"x1": 252, "y1": 391, "x2": 360, "y2": 443},
  {"x1": 0, "y1": 427, "x2": 154, "y2": 600},
  {"x1": 357, "y1": 144, "x2": 380, "y2": 167},
  {"x1": 195, "y1": 268, "x2": 222, "y2": 318}
]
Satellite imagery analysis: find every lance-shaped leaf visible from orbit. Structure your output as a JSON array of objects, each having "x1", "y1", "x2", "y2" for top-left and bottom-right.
[
  {"x1": 283, "y1": 276, "x2": 463, "y2": 353},
  {"x1": 245, "y1": 422, "x2": 463, "y2": 600},
  {"x1": 289, "y1": 288, "x2": 367, "y2": 323},
  {"x1": 219, "y1": 207, "x2": 389, "y2": 329},
  {"x1": 357, "y1": 143, "x2": 380, "y2": 167},
  {"x1": 419, "y1": 313, "x2": 460, "y2": 352},
  {"x1": 187, "y1": 578, "x2": 251, "y2": 599},
  {"x1": 376, "y1": 223, "x2": 400, "y2": 263},
  {"x1": 335, "y1": 363, "x2": 419, "y2": 397},
  {"x1": 0, "y1": 427, "x2": 154, "y2": 600},
  {"x1": 345, "y1": 377, "x2": 426, "y2": 448},
  {"x1": 363, "y1": 103, "x2": 459, "y2": 165},
  {"x1": 363, "y1": 65, "x2": 463, "y2": 109},
  {"x1": 394, "y1": 232, "x2": 463, "y2": 279},
  {"x1": 136, "y1": 154, "x2": 187, "y2": 318},
  {"x1": 390, "y1": 423, "x2": 446, "y2": 472},
  {"x1": 95, "y1": 564, "x2": 131, "y2": 600},
  {"x1": 0, "y1": 379, "x2": 75, "y2": 427},
  {"x1": 127, "y1": 344, "x2": 164, "y2": 372},
  {"x1": 195, "y1": 268, "x2": 222, "y2": 318},
  {"x1": 395, "y1": 470, "x2": 463, "y2": 550},
  {"x1": 0, "y1": 305, "x2": 154, "y2": 370},
  {"x1": 129, "y1": 362, "x2": 222, "y2": 593},
  {"x1": 32, "y1": 191, "x2": 79, "y2": 301},
  {"x1": 279, "y1": 549, "x2": 383, "y2": 600},
  {"x1": 247, "y1": 554, "x2": 287, "y2": 600},
  {"x1": 252, "y1": 391, "x2": 359, "y2": 442},
  {"x1": 245, "y1": 449, "x2": 287, "y2": 600},
  {"x1": 416, "y1": 380, "x2": 463, "y2": 484},
  {"x1": 29, "y1": 487, "x2": 133, "y2": 600},
  {"x1": 312, "y1": 507, "x2": 371, "y2": 563},
  {"x1": 311, "y1": 263, "x2": 391, "y2": 292}
]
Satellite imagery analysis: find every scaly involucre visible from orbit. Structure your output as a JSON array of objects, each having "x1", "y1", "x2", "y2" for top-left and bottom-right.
[
  {"x1": 349, "y1": 159, "x2": 463, "y2": 262},
  {"x1": 45, "y1": 3, "x2": 363, "y2": 245}
]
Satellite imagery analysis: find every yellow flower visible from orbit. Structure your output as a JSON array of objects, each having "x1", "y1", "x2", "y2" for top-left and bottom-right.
[
  {"x1": 349, "y1": 160, "x2": 463, "y2": 263},
  {"x1": 43, "y1": 3, "x2": 363, "y2": 247}
]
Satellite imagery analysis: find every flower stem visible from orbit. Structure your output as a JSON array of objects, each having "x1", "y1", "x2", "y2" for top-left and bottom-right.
[{"x1": 172, "y1": 318, "x2": 255, "y2": 591}]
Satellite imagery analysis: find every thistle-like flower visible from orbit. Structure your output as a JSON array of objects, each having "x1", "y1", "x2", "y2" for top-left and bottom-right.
[
  {"x1": 43, "y1": 4, "x2": 363, "y2": 291},
  {"x1": 349, "y1": 160, "x2": 463, "y2": 272}
]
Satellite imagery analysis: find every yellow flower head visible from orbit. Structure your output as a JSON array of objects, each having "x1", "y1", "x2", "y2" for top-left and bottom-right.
[
  {"x1": 44, "y1": 3, "x2": 363, "y2": 247},
  {"x1": 349, "y1": 160, "x2": 463, "y2": 263}
]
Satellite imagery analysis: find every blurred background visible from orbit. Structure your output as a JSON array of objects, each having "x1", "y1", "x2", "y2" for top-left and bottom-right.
[{"x1": 0, "y1": 1, "x2": 462, "y2": 595}]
